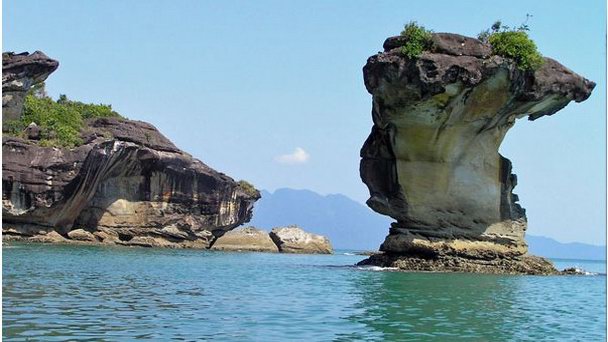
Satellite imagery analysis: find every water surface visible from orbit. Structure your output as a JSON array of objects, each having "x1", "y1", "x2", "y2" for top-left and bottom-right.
[{"x1": 3, "y1": 244, "x2": 606, "y2": 341}]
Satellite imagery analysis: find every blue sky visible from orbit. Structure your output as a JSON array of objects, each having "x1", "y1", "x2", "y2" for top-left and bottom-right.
[{"x1": 3, "y1": 0, "x2": 605, "y2": 245}]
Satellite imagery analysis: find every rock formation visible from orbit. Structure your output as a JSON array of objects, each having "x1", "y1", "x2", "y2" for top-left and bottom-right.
[
  {"x1": 269, "y1": 226, "x2": 333, "y2": 254},
  {"x1": 2, "y1": 51, "x2": 260, "y2": 248},
  {"x1": 211, "y1": 225, "x2": 333, "y2": 254},
  {"x1": 3, "y1": 52, "x2": 58, "y2": 122},
  {"x1": 211, "y1": 226, "x2": 279, "y2": 252},
  {"x1": 358, "y1": 33, "x2": 595, "y2": 274}
]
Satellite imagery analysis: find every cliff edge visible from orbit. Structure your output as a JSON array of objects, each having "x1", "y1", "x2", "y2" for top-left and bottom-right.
[
  {"x1": 358, "y1": 33, "x2": 595, "y2": 274},
  {"x1": 2, "y1": 51, "x2": 260, "y2": 248}
]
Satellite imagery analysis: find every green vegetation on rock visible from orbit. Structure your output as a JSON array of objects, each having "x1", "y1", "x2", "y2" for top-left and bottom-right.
[
  {"x1": 237, "y1": 180, "x2": 258, "y2": 197},
  {"x1": 4, "y1": 88, "x2": 121, "y2": 148},
  {"x1": 399, "y1": 21, "x2": 433, "y2": 59},
  {"x1": 478, "y1": 17, "x2": 544, "y2": 71}
]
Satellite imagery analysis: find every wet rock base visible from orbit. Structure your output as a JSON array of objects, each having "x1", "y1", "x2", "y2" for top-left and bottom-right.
[{"x1": 357, "y1": 252, "x2": 560, "y2": 275}]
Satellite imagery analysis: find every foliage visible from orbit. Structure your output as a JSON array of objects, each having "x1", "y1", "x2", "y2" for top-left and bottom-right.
[
  {"x1": 27, "y1": 81, "x2": 47, "y2": 98},
  {"x1": 9, "y1": 94, "x2": 122, "y2": 148},
  {"x1": 237, "y1": 180, "x2": 258, "y2": 197},
  {"x1": 4, "y1": 119, "x2": 25, "y2": 135},
  {"x1": 478, "y1": 15, "x2": 544, "y2": 71},
  {"x1": 399, "y1": 21, "x2": 433, "y2": 59}
]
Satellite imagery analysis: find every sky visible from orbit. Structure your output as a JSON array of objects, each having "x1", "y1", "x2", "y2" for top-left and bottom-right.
[{"x1": 3, "y1": 0, "x2": 606, "y2": 245}]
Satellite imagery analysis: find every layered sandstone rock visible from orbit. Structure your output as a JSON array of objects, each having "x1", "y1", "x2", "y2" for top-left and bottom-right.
[
  {"x1": 358, "y1": 33, "x2": 594, "y2": 273},
  {"x1": 211, "y1": 226, "x2": 279, "y2": 252},
  {"x1": 2, "y1": 51, "x2": 260, "y2": 248},
  {"x1": 269, "y1": 226, "x2": 333, "y2": 254}
]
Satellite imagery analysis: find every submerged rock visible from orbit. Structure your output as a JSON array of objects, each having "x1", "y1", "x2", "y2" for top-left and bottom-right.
[
  {"x1": 269, "y1": 226, "x2": 333, "y2": 254},
  {"x1": 211, "y1": 226, "x2": 279, "y2": 252},
  {"x1": 359, "y1": 33, "x2": 594, "y2": 274},
  {"x1": 2, "y1": 51, "x2": 260, "y2": 248}
]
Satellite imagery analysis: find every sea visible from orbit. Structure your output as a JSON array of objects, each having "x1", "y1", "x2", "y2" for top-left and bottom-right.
[{"x1": 3, "y1": 243, "x2": 606, "y2": 341}]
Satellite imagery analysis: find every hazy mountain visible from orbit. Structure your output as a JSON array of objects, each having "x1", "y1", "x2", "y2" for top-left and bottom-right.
[
  {"x1": 527, "y1": 235, "x2": 605, "y2": 261},
  {"x1": 248, "y1": 188, "x2": 390, "y2": 250},
  {"x1": 249, "y1": 188, "x2": 606, "y2": 260}
]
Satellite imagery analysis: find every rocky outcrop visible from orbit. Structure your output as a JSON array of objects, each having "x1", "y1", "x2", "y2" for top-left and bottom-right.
[
  {"x1": 358, "y1": 33, "x2": 594, "y2": 274},
  {"x1": 3, "y1": 52, "x2": 58, "y2": 122},
  {"x1": 211, "y1": 226, "x2": 279, "y2": 252},
  {"x1": 269, "y1": 226, "x2": 333, "y2": 254},
  {"x1": 2, "y1": 51, "x2": 260, "y2": 248}
]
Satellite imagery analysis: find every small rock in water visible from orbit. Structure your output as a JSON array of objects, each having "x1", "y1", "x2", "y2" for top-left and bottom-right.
[
  {"x1": 269, "y1": 225, "x2": 333, "y2": 254},
  {"x1": 211, "y1": 226, "x2": 279, "y2": 253}
]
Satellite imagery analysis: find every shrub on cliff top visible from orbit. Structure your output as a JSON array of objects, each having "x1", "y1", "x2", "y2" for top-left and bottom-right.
[
  {"x1": 399, "y1": 21, "x2": 433, "y2": 59},
  {"x1": 478, "y1": 17, "x2": 544, "y2": 71},
  {"x1": 237, "y1": 180, "x2": 258, "y2": 197},
  {"x1": 5, "y1": 93, "x2": 122, "y2": 148}
]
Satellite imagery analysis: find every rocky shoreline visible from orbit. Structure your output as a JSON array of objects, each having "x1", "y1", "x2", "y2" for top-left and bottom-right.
[{"x1": 4, "y1": 224, "x2": 333, "y2": 254}]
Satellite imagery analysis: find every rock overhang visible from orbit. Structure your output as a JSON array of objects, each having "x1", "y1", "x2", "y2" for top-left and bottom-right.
[{"x1": 359, "y1": 32, "x2": 595, "y2": 272}]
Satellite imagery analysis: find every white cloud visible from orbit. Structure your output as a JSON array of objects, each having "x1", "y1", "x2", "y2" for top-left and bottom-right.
[{"x1": 275, "y1": 147, "x2": 310, "y2": 165}]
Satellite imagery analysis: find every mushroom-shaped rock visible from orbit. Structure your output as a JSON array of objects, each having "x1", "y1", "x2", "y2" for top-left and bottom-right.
[
  {"x1": 2, "y1": 51, "x2": 59, "y2": 122},
  {"x1": 211, "y1": 226, "x2": 279, "y2": 252},
  {"x1": 359, "y1": 33, "x2": 594, "y2": 273},
  {"x1": 269, "y1": 226, "x2": 333, "y2": 254}
]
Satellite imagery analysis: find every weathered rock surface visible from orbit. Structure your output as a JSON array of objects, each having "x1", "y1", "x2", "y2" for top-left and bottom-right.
[
  {"x1": 359, "y1": 33, "x2": 595, "y2": 273},
  {"x1": 2, "y1": 51, "x2": 58, "y2": 122},
  {"x1": 358, "y1": 252, "x2": 559, "y2": 275},
  {"x1": 67, "y1": 228, "x2": 96, "y2": 242},
  {"x1": 27, "y1": 231, "x2": 66, "y2": 244},
  {"x1": 211, "y1": 226, "x2": 279, "y2": 252},
  {"x1": 269, "y1": 226, "x2": 333, "y2": 254},
  {"x1": 2, "y1": 51, "x2": 260, "y2": 248}
]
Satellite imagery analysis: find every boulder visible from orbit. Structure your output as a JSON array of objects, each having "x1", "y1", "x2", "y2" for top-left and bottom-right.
[
  {"x1": 211, "y1": 226, "x2": 279, "y2": 252},
  {"x1": 269, "y1": 226, "x2": 333, "y2": 254},
  {"x1": 67, "y1": 229, "x2": 96, "y2": 242},
  {"x1": 24, "y1": 122, "x2": 40, "y2": 140},
  {"x1": 28, "y1": 231, "x2": 66, "y2": 243},
  {"x1": 93, "y1": 230, "x2": 119, "y2": 244}
]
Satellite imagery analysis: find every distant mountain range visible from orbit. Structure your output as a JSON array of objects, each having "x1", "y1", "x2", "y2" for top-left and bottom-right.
[
  {"x1": 526, "y1": 235, "x2": 605, "y2": 261},
  {"x1": 249, "y1": 189, "x2": 390, "y2": 250},
  {"x1": 248, "y1": 188, "x2": 606, "y2": 260}
]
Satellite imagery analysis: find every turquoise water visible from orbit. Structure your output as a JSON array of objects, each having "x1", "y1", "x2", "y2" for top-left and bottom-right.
[{"x1": 3, "y1": 244, "x2": 606, "y2": 341}]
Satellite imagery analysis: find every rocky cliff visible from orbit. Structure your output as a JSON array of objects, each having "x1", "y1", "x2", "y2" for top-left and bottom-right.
[
  {"x1": 2, "y1": 51, "x2": 260, "y2": 248},
  {"x1": 358, "y1": 33, "x2": 595, "y2": 274}
]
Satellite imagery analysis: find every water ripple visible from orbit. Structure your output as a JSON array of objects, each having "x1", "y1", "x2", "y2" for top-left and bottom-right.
[{"x1": 3, "y1": 244, "x2": 606, "y2": 341}]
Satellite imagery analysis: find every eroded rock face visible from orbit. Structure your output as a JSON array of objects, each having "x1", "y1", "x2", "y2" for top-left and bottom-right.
[
  {"x1": 2, "y1": 52, "x2": 59, "y2": 122},
  {"x1": 359, "y1": 33, "x2": 594, "y2": 272},
  {"x1": 2, "y1": 51, "x2": 260, "y2": 248},
  {"x1": 211, "y1": 226, "x2": 279, "y2": 252},
  {"x1": 269, "y1": 226, "x2": 333, "y2": 254}
]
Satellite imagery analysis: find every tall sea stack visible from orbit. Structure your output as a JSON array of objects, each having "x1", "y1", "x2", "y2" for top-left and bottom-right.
[{"x1": 358, "y1": 33, "x2": 595, "y2": 274}]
